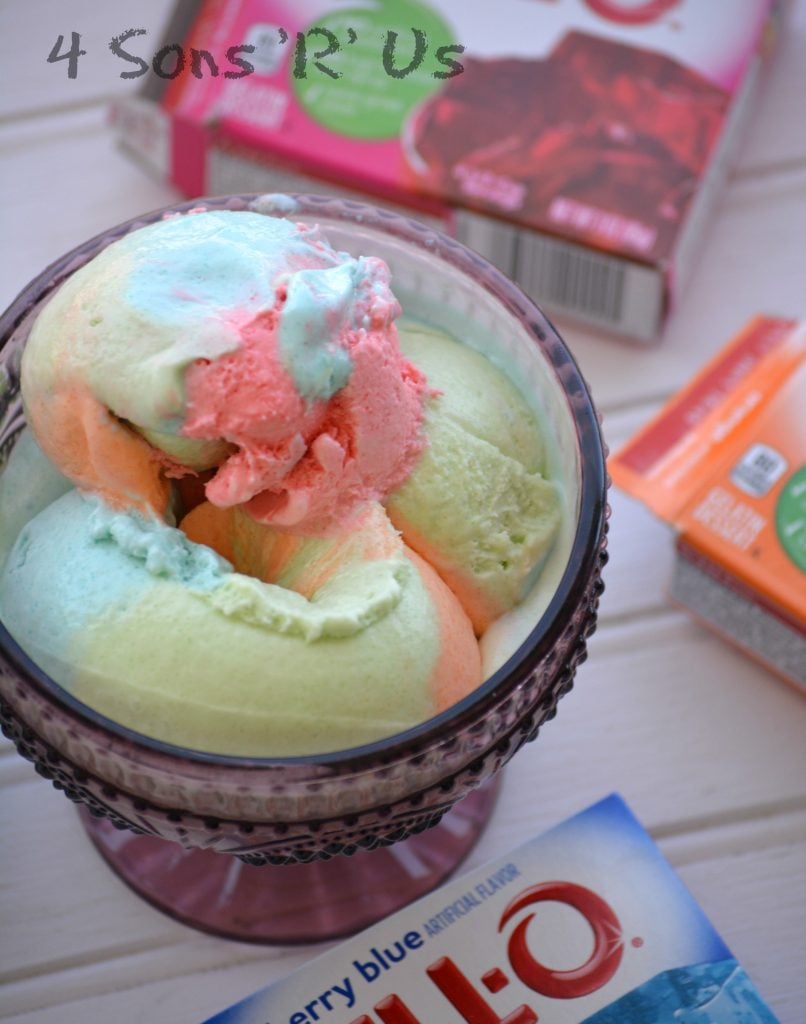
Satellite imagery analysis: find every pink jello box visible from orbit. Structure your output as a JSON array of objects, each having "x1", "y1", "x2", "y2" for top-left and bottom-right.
[
  {"x1": 112, "y1": 0, "x2": 788, "y2": 342},
  {"x1": 198, "y1": 796, "x2": 780, "y2": 1023}
]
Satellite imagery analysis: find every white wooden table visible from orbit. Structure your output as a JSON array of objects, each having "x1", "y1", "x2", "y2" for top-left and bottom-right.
[{"x1": 1, "y1": 3, "x2": 804, "y2": 1021}]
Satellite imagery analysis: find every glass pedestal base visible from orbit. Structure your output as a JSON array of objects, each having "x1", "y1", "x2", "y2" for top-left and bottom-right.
[{"x1": 78, "y1": 777, "x2": 501, "y2": 943}]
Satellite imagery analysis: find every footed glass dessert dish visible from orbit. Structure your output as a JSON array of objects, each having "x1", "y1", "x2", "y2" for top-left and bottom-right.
[{"x1": 0, "y1": 194, "x2": 608, "y2": 943}]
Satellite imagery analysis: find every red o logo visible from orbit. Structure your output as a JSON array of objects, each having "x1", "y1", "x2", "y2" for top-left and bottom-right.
[
  {"x1": 498, "y1": 881, "x2": 624, "y2": 998},
  {"x1": 584, "y1": 0, "x2": 680, "y2": 24}
]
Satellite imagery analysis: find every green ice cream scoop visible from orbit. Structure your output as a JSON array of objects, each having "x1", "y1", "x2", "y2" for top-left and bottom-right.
[{"x1": 386, "y1": 322, "x2": 561, "y2": 634}]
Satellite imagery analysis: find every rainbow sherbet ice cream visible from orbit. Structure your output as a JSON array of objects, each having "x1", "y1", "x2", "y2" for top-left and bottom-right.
[{"x1": 0, "y1": 204, "x2": 561, "y2": 757}]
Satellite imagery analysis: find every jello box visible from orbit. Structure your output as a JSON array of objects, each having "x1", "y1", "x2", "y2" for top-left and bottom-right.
[
  {"x1": 199, "y1": 795, "x2": 779, "y2": 1023},
  {"x1": 610, "y1": 316, "x2": 806, "y2": 692},
  {"x1": 196, "y1": 794, "x2": 782, "y2": 1024},
  {"x1": 111, "y1": 0, "x2": 788, "y2": 342}
]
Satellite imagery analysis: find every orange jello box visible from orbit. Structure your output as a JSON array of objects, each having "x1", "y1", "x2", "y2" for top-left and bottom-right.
[{"x1": 611, "y1": 315, "x2": 805, "y2": 691}]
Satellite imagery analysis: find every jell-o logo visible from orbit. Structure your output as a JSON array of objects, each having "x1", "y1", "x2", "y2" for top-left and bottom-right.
[
  {"x1": 584, "y1": 0, "x2": 680, "y2": 23},
  {"x1": 348, "y1": 881, "x2": 626, "y2": 1024}
]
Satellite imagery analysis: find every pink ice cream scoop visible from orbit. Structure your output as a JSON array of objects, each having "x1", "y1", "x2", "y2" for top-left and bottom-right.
[
  {"x1": 21, "y1": 208, "x2": 429, "y2": 533},
  {"x1": 182, "y1": 254, "x2": 430, "y2": 533}
]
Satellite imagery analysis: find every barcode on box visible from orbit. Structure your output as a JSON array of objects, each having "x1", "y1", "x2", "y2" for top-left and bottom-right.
[
  {"x1": 454, "y1": 213, "x2": 520, "y2": 279},
  {"x1": 731, "y1": 443, "x2": 788, "y2": 498},
  {"x1": 455, "y1": 210, "x2": 664, "y2": 342},
  {"x1": 518, "y1": 234, "x2": 626, "y2": 323}
]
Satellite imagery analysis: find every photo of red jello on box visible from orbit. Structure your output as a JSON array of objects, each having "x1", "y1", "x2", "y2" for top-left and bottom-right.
[
  {"x1": 111, "y1": 0, "x2": 787, "y2": 340},
  {"x1": 406, "y1": 31, "x2": 729, "y2": 264}
]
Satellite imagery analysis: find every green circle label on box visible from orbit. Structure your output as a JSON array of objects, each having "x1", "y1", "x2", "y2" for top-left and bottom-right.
[
  {"x1": 775, "y1": 465, "x2": 806, "y2": 572},
  {"x1": 292, "y1": 0, "x2": 457, "y2": 139}
]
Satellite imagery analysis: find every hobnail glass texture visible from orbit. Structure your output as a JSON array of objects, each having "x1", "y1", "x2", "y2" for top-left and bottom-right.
[{"x1": 0, "y1": 194, "x2": 608, "y2": 941}]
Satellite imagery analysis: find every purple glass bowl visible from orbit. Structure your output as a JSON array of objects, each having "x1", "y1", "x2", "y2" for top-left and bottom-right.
[{"x1": 0, "y1": 194, "x2": 608, "y2": 942}]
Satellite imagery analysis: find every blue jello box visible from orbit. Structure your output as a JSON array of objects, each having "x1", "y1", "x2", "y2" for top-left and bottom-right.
[{"x1": 201, "y1": 795, "x2": 778, "y2": 1024}]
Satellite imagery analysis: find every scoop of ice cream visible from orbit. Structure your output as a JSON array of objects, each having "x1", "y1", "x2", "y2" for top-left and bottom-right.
[
  {"x1": 385, "y1": 322, "x2": 561, "y2": 634},
  {"x1": 21, "y1": 210, "x2": 428, "y2": 532},
  {"x1": 0, "y1": 491, "x2": 480, "y2": 756}
]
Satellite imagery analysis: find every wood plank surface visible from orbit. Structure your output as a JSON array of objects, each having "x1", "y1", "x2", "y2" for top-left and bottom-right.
[{"x1": 0, "y1": 1, "x2": 174, "y2": 122}]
